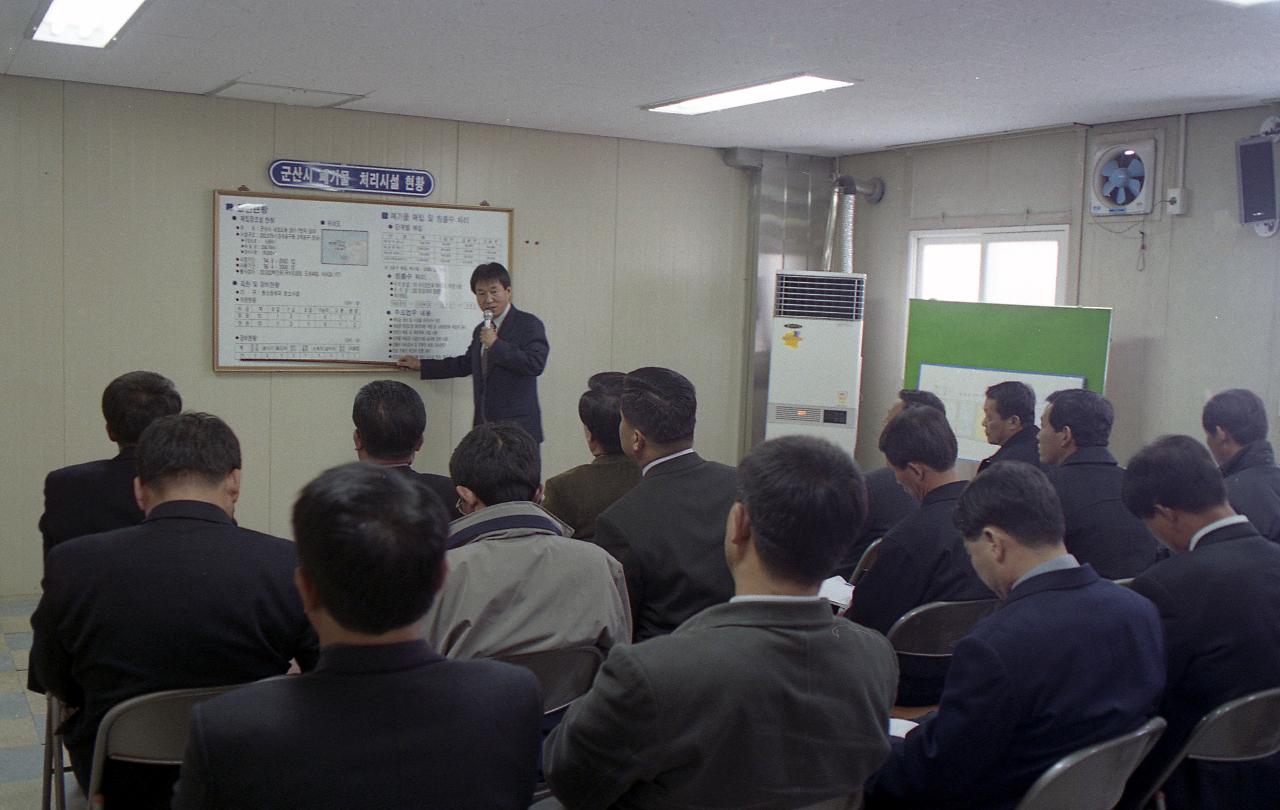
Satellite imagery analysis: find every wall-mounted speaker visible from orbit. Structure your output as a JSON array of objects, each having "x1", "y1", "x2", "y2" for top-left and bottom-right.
[{"x1": 1237, "y1": 135, "x2": 1278, "y2": 227}]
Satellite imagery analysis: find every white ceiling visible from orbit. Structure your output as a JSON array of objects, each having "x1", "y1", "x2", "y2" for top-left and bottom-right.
[{"x1": 2, "y1": 0, "x2": 1277, "y2": 156}]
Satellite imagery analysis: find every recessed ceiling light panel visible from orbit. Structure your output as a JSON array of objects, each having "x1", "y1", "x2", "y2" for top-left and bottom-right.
[
  {"x1": 31, "y1": 0, "x2": 148, "y2": 48},
  {"x1": 648, "y1": 75, "x2": 855, "y2": 115}
]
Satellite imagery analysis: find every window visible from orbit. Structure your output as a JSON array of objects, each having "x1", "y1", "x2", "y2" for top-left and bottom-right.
[{"x1": 909, "y1": 226, "x2": 1069, "y2": 305}]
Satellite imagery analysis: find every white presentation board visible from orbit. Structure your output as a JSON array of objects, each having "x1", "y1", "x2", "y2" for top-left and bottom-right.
[
  {"x1": 214, "y1": 190, "x2": 512, "y2": 371},
  {"x1": 917, "y1": 363, "x2": 1085, "y2": 462}
]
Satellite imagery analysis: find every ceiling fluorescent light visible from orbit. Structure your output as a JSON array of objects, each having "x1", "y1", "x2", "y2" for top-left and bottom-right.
[
  {"x1": 1211, "y1": 0, "x2": 1280, "y2": 5},
  {"x1": 32, "y1": 0, "x2": 148, "y2": 48},
  {"x1": 649, "y1": 75, "x2": 854, "y2": 115}
]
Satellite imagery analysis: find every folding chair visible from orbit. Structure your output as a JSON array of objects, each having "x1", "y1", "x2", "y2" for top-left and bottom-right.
[
  {"x1": 1014, "y1": 717, "x2": 1166, "y2": 810},
  {"x1": 41, "y1": 694, "x2": 68, "y2": 810},
  {"x1": 885, "y1": 598, "x2": 1001, "y2": 658},
  {"x1": 85, "y1": 684, "x2": 241, "y2": 805},
  {"x1": 1132, "y1": 685, "x2": 1280, "y2": 810},
  {"x1": 850, "y1": 538, "x2": 884, "y2": 586}
]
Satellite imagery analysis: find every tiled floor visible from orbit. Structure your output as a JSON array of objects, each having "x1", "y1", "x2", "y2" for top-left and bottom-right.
[{"x1": 0, "y1": 594, "x2": 84, "y2": 809}]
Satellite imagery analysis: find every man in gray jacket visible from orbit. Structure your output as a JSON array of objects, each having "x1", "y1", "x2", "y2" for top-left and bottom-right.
[{"x1": 545, "y1": 435, "x2": 898, "y2": 810}]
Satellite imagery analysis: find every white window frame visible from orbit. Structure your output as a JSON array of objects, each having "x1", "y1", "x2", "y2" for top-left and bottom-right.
[{"x1": 908, "y1": 225, "x2": 1071, "y2": 305}]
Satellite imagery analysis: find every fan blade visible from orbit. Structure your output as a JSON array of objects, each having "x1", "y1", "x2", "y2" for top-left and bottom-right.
[
  {"x1": 1115, "y1": 186, "x2": 1130, "y2": 205},
  {"x1": 1127, "y1": 178, "x2": 1142, "y2": 197},
  {"x1": 1129, "y1": 159, "x2": 1145, "y2": 178},
  {"x1": 1103, "y1": 179, "x2": 1120, "y2": 197},
  {"x1": 1102, "y1": 159, "x2": 1120, "y2": 176}
]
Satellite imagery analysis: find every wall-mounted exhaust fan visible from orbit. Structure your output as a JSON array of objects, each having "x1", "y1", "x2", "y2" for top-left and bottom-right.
[{"x1": 1090, "y1": 139, "x2": 1156, "y2": 216}]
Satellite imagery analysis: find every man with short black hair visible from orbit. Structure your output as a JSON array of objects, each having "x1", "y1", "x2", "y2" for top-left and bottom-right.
[
  {"x1": 546, "y1": 436, "x2": 898, "y2": 809},
  {"x1": 867, "y1": 462, "x2": 1164, "y2": 810},
  {"x1": 978, "y1": 380, "x2": 1041, "y2": 472},
  {"x1": 397, "y1": 262, "x2": 549, "y2": 443},
  {"x1": 542, "y1": 372, "x2": 641, "y2": 539},
  {"x1": 849, "y1": 405, "x2": 993, "y2": 705},
  {"x1": 1117, "y1": 435, "x2": 1280, "y2": 810},
  {"x1": 1201, "y1": 387, "x2": 1280, "y2": 543},
  {"x1": 352, "y1": 379, "x2": 460, "y2": 519},
  {"x1": 31, "y1": 413, "x2": 318, "y2": 809},
  {"x1": 593, "y1": 367, "x2": 738, "y2": 640},
  {"x1": 839, "y1": 389, "x2": 947, "y2": 575},
  {"x1": 39, "y1": 370, "x2": 182, "y2": 557},
  {"x1": 1038, "y1": 388, "x2": 1160, "y2": 577},
  {"x1": 423, "y1": 422, "x2": 630, "y2": 659},
  {"x1": 172, "y1": 463, "x2": 542, "y2": 810}
]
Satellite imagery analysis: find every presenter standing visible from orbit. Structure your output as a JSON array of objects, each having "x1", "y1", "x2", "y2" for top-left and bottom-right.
[{"x1": 397, "y1": 262, "x2": 549, "y2": 443}]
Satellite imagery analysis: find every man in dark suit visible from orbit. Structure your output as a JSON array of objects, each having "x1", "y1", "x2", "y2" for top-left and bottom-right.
[
  {"x1": 1202, "y1": 388, "x2": 1280, "y2": 543},
  {"x1": 593, "y1": 367, "x2": 737, "y2": 641},
  {"x1": 542, "y1": 372, "x2": 641, "y2": 539},
  {"x1": 172, "y1": 462, "x2": 542, "y2": 810},
  {"x1": 39, "y1": 370, "x2": 181, "y2": 557},
  {"x1": 1038, "y1": 388, "x2": 1160, "y2": 578},
  {"x1": 837, "y1": 389, "x2": 946, "y2": 576},
  {"x1": 352, "y1": 379, "x2": 460, "y2": 519},
  {"x1": 848, "y1": 405, "x2": 993, "y2": 706},
  {"x1": 30, "y1": 413, "x2": 319, "y2": 809},
  {"x1": 1118, "y1": 435, "x2": 1280, "y2": 810},
  {"x1": 867, "y1": 462, "x2": 1165, "y2": 810},
  {"x1": 397, "y1": 262, "x2": 549, "y2": 443},
  {"x1": 978, "y1": 380, "x2": 1041, "y2": 472},
  {"x1": 546, "y1": 436, "x2": 898, "y2": 810}
]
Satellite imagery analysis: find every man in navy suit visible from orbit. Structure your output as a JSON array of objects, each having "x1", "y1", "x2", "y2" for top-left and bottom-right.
[
  {"x1": 1118, "y1": 435, "x2": 1280, "y2": 810},
  {"x1": 397, "y1": 262, "x2": 549, "y2": 443},
  {"x1": 352, "y1": 379, "x2": 460, "y2": 519},
  {"x1": 173, "y1": 462, "x2": 542, "y2": 809},
  {"x1": 1201, "y1": 388, "x2": 1280, "y2": 543},
  {"x1": 866, "y1": 462, "x2": 1164, "y2": 810},
  {"x1": 978, "y1": 381, "x2": 1042, "y2": 472},
  {"x1": 39, "y1": 370, "x2": 181, "y2": 557}
]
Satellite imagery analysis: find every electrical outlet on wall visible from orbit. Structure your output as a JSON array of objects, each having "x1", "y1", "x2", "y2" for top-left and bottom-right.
[{"x1": 1167, "y1": 187, "x2": 1188, "y2": 216}]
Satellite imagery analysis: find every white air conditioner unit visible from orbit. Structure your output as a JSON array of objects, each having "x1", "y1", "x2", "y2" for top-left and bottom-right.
[
  {"x1": 1090, "y1": 139, "x2": 1156, "y2": 216},
  {"x1": 765, "y1": 270, "x2": 865, "y2": 454}
]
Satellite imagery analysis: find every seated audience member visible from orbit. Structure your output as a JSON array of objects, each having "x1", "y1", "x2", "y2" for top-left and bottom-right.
[
  {"x1": 1201, "y1": 388, "x2": 1280, "y2": 543},
  {"x1": 849, "y1": 405, "x2": 993, "y2": 705},
  {"x1": 1118, "y1": 435, "x2": 1280, "y2": 810},
  {"x1": 978, "y1": 381, "x2": 1041, "y2": 472},
  {"x1": 594, "y1": 367, "x2": 737, "y2": 640},
  {"x1": 1038, "y1": 388, "x2": 1161, "y2": 578},
  {"x1": 867, "y1": 462, "x2": 1165, "y2": 810},
  {"x1": 352, "y1": 378, "x2": 460, "y2": 519},
  {"x1": 542, "y1": 372, "x2": 641, "y2": 539},
  {"x1": 423, "y1": 422, "x2": 630, "y2": 658},
  {"x1": 545, "y1": 436, "x2": 898, "y2": 809},
  {"x1": 172, "y1": 463, "x2": 542, "y2": 810},
  {"x1": 30, "y1": 413, "x2": 318, "y2": 809},
  {"x1": 39, "y1": 370, "x2": 181, "y2": 557},
  {"x1": 838, "y1": 389, "x2": 946, "y2": 576}
]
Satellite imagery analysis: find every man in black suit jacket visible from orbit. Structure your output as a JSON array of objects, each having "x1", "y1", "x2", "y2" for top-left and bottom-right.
[
  {"x1": 1118, "y1": 435, "x2": 1280, "y2": 810},
  {"x1": 30, "y1": 413, "x2": 319, "y2": 809},
  {"x1": 397, "y1": 262, "x2": 549, "y2": 442},
  {"x1": 867, "y1": 463, "x2": 1164, "y2": 810},
  {"x1": 594, "y1": 367, "x2": 737, "y2": 641},
  {"x1": 173, "y1": 462, "x2": 542, "y2": 810},
  {"x1": 352, "y1": 379, "x2": 460, "y2": 519},
  {"x1": 849, "y1": 405, "x2": 993, "y2": 705},
  {"x1": 1038, "y1": 388, "x2": 1160, "y2": 578},
  {"x1": 978, "y1": 380, "x2": 1041, "y2": 472},
  {"x1": 39, "y1": 370, "x2": 181, "y2": 557},
  {"x1": 1202, "y1": 388, "x2": 1280, "y2": 543}
]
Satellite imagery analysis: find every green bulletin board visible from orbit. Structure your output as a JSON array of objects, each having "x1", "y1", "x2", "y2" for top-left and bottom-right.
[{"x1": 904, "y1": 300, "x2": 1112, "y2": 393}]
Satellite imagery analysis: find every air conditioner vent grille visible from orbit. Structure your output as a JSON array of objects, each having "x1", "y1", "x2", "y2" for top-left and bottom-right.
[
  {"x1": 774, "y1": 273, "x2": 864, "y2": 321},
  {"x1": 772, "y1": 404, "x2": 823, "y2": 422}
]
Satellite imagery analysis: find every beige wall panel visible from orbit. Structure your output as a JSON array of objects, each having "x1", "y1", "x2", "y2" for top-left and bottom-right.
[
  {"x1": 613, "y1": 139, "x2": 750, "y2": 466},
  {"x1": 454, "y1": 123, "x2": 620, "y2": 480},
  {"x1": 983, "y1": 132, "x2": 1078, "y2": 216},
  {"x1": 0, "y1": 77, "x2": 65, "y2": 594},
  {"x1": 840, "y1": 150, "x2": 912, "y2": 471},
  {"x1": 909, "y1": 142, "x2": 989, "y2": 220}
]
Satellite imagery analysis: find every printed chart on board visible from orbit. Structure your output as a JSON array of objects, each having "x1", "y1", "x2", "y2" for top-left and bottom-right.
[{"x1": 213, "y1": 191, "x2": 512, "y2": 371}]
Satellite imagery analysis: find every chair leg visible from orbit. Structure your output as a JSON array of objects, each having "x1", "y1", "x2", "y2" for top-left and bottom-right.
[{"x1": 41, "y1": 695, "x2": 53, "y2": 810}]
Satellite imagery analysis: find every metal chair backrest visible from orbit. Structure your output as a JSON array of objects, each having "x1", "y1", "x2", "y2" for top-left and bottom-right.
[
  {"x1": 1133, "y1": 686, "x2": 1280, "y2": 809},
  {"x1": 86, "y1": 684, "x2": 242, "y2": 802},
  {"x1": 496, "y1": 646, "x2": 606, "y2": 714},
  {"x1": 885, "y1": 599, "x2": 1001, "y2": 657},
  {"x1": 1014, "y1": 717, "x2": 1166, "y2": 810},
  {"x1": 850, "y1": 538, "x2": 884, "y2": 586}
]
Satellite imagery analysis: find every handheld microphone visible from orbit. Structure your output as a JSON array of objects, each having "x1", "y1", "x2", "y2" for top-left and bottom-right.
[{"x1": 483, "y1": 311, "x2": 494, "y2": 330}]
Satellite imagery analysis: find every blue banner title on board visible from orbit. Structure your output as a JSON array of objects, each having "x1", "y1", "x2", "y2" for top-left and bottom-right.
[{"x1": 269, "y1": 159, "x2": 434, "y2": 197}]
